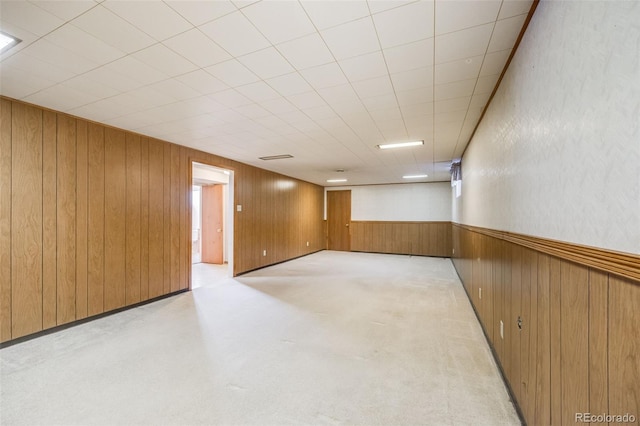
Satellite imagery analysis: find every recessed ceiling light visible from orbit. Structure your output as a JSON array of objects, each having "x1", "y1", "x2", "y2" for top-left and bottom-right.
[
  {"x1": 326, "y1": 179, "x2": 347, "y2": 183},
  {"x1": 403, "y1": 174, "x2": 429, "y2": 179},
  {"x1": 377, "y1": 140, "x2": 424, "y2": 150},
  {"x1": 259, "y1": 154, "x2": 293, "y2": 160},
  {"x1": 0, "y1": 32, "x2": 21, "y2": 54}
]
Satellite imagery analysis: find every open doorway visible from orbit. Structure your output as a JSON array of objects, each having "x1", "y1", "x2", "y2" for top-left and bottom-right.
[{"x1": 192, "y1": 162, "x2": 234, "y2": 289}]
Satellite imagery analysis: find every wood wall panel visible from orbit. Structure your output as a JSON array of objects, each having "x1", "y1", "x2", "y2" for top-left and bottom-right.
[
  {"x1": 87, "y1": 123, "x2": 105, "y2": 316},
  {"x1": 11, "y1": 102, "x2": 43, "y2": 338},
  {"x1": 350, "y1": 221, "x2": 451, "y2": 257},
  {"x1": 608, "y1": 276, "x2": 640, "y2": 424},
  {"x1": 56, "y1": 114, "x2": 77, "y2": 325},
  {"x1": 103, "y1": 128, "x2": 126, "y2": 311},
  {"x1": 42, "y1": 110, "x2": 57, "y2": 330},
  {"x1": 1, "y1": 97, "x2": 325, "y2": 342},
  {"x1": 125, "y1": 133, "x2": 141, "y2": 305},
  {"x1": 76, "y1": 120, "x2": 88, "y2": 320},
  {"x1": 147, "y1": 139, "x2": 164, "y2": 299},
  {"x1": 0, "y1": 99, "x2": 11, "y2": 342},
  {"x1": 452, "y1": 224, "x2": 640, "y2": 426}
]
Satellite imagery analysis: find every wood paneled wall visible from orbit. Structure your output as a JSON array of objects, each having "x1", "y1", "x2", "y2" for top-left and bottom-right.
[
  {"x1": 350, "y1": 221, "x2": 451, "y2": 257},
  {"x1": 0, "y1": 98, "x2": 324, "y2": 342},
  {"x1": 452, "y1": 224, "x2": 640, "y2": 425}
]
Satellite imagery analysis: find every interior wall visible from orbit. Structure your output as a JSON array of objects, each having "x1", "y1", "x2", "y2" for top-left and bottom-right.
[
  {"x1": 454, "y1": 0, "x2": 640, "y2": 255},
  {"x1": 325, "y1": 182, "x2": 451, "y2": 221},
  {"x1": 0, "y1": 97, "x2": 324, "y2": 343}
]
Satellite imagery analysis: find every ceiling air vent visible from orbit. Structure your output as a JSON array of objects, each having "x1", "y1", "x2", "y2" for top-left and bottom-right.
[{"x1": 259, "y1": 154, "x2": 294, "y2": 160}]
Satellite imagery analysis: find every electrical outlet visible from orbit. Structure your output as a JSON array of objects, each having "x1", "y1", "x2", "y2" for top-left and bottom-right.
[
  {"x1": 479, "y1": 287, "x2": 482, "y2": 299},
  {"x1": 306, "y1": 241, "x2": 309, "y2": 247},
  {"x1": 237, "y1": 205, "x2": 242, "y2": 212},
  {"x1": 500, "y1": 320, "x2": 504, "y2": 339},
  {"x1": 263, "y1": 250, "x2": 266, "y2": 256},
  {"x1": 452, "y1": 248, "x2": 455, "y2": 255}
]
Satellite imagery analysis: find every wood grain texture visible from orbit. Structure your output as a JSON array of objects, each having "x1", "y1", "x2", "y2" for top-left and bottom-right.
[
  {"x1": 87, "y1": 123, "x2": 105, "y2": 316},
  {"x1": 327, "y1": 190, "x2": 350, "y2": 251},
  {"x1": 140, "y1": 137, "x2": 149, "y2": 301},
  {"x1": 11, "y1": 102, "x2": 43, "y2": 338},
  {"x1": 560, "y1": 262, "x2": 589, "y2": 426},
  {"x1": 163, "y1": 142, "x2": 171, "y2": 295},
  {"x1": 549, "y1": 256, "x2": 562, "y2": 426},
  {"x1": 125, "y1": 133, "x2": 141, "y2": 305},
  {"x1": 170, "y1": 144, "x2": 180, "y2": 292},
  {"x1": 104, "y1": 128, "x2": 126, "y2": 311},
  {"x1": 608, "y1": 276, "x2": 640, "y2": 424},
  {"x1": 0, "y1": 99, "x2": 11, "y2": 342},
  {"x1": 588, "y1": 270, "x2": 608, "y2": 426},
  {"x1": 350, "y1": 221, "x2": 452, "y2": 257},
  {"x1": 202, "y1": 185, "x2": 224, "y2": 264},
  {"x1": 75, "y1": 120, "x2": 88, "y2": 319},
  {"x1": 534, "y1": 253, "x2": 551, "y2": 425},
  {"x1": 148, "y1": 139, "x2": 164, "y2": 299},
  {"x1": 42, "y1": 110, "x2": 57, "y2": 330},
  {"x1": 56, "y1": 114, "x2": 77, "y2": 325}
]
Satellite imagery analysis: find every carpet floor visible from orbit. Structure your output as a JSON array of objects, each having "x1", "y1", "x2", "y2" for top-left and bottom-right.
[{"x1": 0, "y1": 251, "x2": 519, "y2": 425}]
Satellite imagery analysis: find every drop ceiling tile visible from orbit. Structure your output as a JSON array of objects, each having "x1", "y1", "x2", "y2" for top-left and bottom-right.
[
  {"x1": 400, "y1": 101, "x2": 434, "y2": 117},
  {"x1": 317, "y1": 84, "x2": 360, "y2": 104},
  {"x1": 163, "y1": 28, "x2": 231, "y2": 68},
  {"x1": 373, "y1": 1, "x2": 434, "y2": 48},
  {"x1": 238, "y1": 47, "x2": 295, "y2": 80},
  {"x1": 232, "y1": 0, "x2": 260, "y2": 9},
  {"x1": 267, "y1": 73, "x2": 313, "y2": 97},
  {"x1": 300, "y1": 62, "x2": 349, "y2": 89},
  {"x1": 209, "y1": 89, "x2": 252, "y2": 108},
  {"x1": 368, "y1": 106, "x2": 402, "y2": 121},
  {"x1": 242, "y1": 1, "x2": 315, "y2": 44},
  {"x1": 353, "y1": 76, "x2": 395, "y2": 99},
  {"x1": 71, "y1": 5, "x2": 155, "y2": 54},
  {"x1": 488, "y1": 14, "x2": 527, "y2": 52},
  {"x1": 474, "y1": 73, "x2": 500, "y2": 94},
  {"x1": 321, "y1": 17, "x2": 379, "y2": 60},
  {"x1": 165, "y1": 0, "x2": 237, "y2": 26},
  {"x1": 176, "y1": 69, "x2": 228, "y2": 94},
  {"x1": 480, "y1": 48, "x2": 511, "y2": 76},
  {"x1": 469, "y1": 92, "x2": 491, "y2": 109},
  {"x1": 434, "y1": 23, "x2": 493, "y2": 64},
  {"x1": 133, "y1": 44, "x2": 198, "y2": 77},
  {"x1": 199, "y1": 11, "x2": 269, "y2": 57},
  {"x1": 339, "y1": 51, "x2": 388, "y2": 82},
  {"x1": 360, "y1": 93, "x2": 397, "y2": 111},
  {"x1": 22, "y1": 38, "x2": 99, "y2": 75},
  {"x1": 301, "y1": 0, "x2": 369, "y2": 30},
  {"x1": 24, "y1": 85, "x2": 98, "y2": 112},
  {"x1": 434, "y1": 96, "x2": 471, "y2": 113},
  {"x1": 396, "y1": 86, "x2": 434, "y2": 106},
  {"x1": 30, "y1": 0, "x2": 97, "y2": 22},
  {"x1": 145, "y1": 79, "x2": 200, "y2": 101},
  {"x1": 383, "y1": 38, "x2": 434, "y2": 74},
  {"x1": 287, "y1": 91, "x2": 326, "y2": 109},
  {"x1": 67, "y1": 99, "x2": 124, "y2": 122},
  {"x1": 499, "y1": 0, "x2": 534, "y2": 20},
  {"x1": 0, "y1": 22, "x2": 38, "y2": 60},
  {"x1": 368, "y1": 0, "x2": 416, "y2": 15},
  {"x1": 236, "y1": 81, "x2": 281, "y2": 103},
  {"x1": 434, "y1": 78, "x2": 476, "y2": 100},
  {"x1": 390, "y1": 67, "x2": 433, "y2": 91},
  {"x1": 61, "y1": 74, "x2": 121, "y2": 99},
  {"x1": 0, "y1": 65, "x2": 55, "y2": 98},
  {"x1": 435, "y1": 0, "x2": 501, "y2": 35},
  {"x1": 46, "y1": 24, "x2": 125, "y2": 65},
  {"x1": 205, "y1": 59, "x2": 260, "y2": 87},
  {"x1": 434, "y1": 55, "x2": 483, "y2": 85},
  {"x1": 235, "y1": 103, "x2": 271, "y2": 119},
  {"x1": 104, "y1": 55, "x2": 167, "y2": 85},
  {"x1": 103, "y1": 0, "x2": 192, "y2": 41},
  {"x1": 302, "y1": 105, "x2": 338, "y2": 121},
  {"x1": 0, "y1": 1, "x2": 64, "y2": 36},
  {"x1": 261, "y1": 97, "x2": 299, "y2": 114},
  {"x1": 276, "y1": 33, "x2": 334, "y2": 70},
  {"x1": 80, "y1": 66, "x2": 142, "y2": 93}
]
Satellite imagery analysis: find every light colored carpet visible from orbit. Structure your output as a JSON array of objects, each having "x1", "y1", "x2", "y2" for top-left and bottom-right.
[{"x1": 0, "y1": 251, "x2": 519, "y2": 426}]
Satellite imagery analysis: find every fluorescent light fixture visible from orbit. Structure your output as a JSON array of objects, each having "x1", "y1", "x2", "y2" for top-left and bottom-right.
[
  {"x1": 259, "y1": 154, "x2": 293, "y2": 160},
  {"x1": 0, "y1": 32, "x2": 20, "y2": 54},
  {"x1": 326, "y1": 179, "x2": 347, "y2": 183},
  {"x1": 403, "y1": 174, "x2": 429, "y2": 179},
  {"x1": 377, "y1": 140, "x2": 424, "y2": 150}
]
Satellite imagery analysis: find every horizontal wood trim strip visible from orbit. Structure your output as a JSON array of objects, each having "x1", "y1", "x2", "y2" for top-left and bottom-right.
[
  {"x1": 351, "y1": 220, "x2": 451, "y2": 225},
  {"x1": 453, "y1": 223, "x2": 640, "y2": 282}
]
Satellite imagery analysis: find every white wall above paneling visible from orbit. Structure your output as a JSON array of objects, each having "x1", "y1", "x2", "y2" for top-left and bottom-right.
[
  {"x1": 455, "y1": 1, "x2": 640, "y2": 255},
  {"x1": 326, "y1": 182, "x2": 452, "y2": 221}
]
